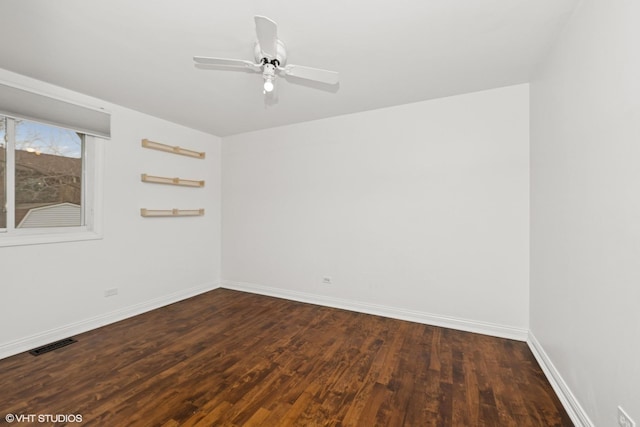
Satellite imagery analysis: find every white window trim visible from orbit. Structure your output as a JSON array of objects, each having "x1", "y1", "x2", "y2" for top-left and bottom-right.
[{"x1": 0, "y1": 130, "x2": 104, "y2": 247}]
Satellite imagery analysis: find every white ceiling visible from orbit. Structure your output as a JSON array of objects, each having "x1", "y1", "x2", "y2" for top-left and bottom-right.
[{"x1": 0, "y1": 0, "x2": 579, "y2": 137}]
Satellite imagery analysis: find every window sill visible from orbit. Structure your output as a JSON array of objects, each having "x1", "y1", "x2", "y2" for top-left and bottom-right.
[{"x1": 0, "y1": 229, "x2": 103, "y2": 247}]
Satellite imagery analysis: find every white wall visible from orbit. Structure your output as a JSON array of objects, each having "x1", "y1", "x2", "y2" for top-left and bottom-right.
[
  {"x1": 222, "y1": 84, "x2": 530, "y2": 338},
  {"x1": 530, "y1": 0, "x2": 640, "y2": 425},
  {"x1": 0, "y1": 69, "x2": 222, "y2": 358}
]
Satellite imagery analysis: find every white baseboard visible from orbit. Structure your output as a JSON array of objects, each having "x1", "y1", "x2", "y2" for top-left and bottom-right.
[
  {"x1": 221, "y1": 280, "x2": 528, "y2": 341},
  {"x1": 0, "y1": 281, "x2": 221, "y2": 360},
  {"x1": 527, "y1": 332, "x2": 593, "y2": 427}
]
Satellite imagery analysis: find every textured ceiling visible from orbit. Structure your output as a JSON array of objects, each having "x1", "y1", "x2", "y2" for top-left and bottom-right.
[{"x1": 0, "y1": 0, "x2": 579, "y2": 136}]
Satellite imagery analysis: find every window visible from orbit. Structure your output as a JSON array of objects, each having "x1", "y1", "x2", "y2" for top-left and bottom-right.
[
  {"x1": 0, "y1": 82, "x2": 109, "y2": 246},
  {"x1": 0, "y1": 115, "x2": 102, "y2": 246}
]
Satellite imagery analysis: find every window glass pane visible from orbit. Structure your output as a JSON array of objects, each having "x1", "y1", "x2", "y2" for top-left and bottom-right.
[
  {"x1": 14, "y1": 120, "x2": 83, "y2": 228},
  {"x1": 0, "y1": 118, "x2": 5, "y2": 229}
]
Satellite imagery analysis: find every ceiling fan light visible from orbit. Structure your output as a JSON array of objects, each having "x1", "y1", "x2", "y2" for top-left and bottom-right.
[{"x1": 263, "y1": 78, "x2": 274, "y2": 93}]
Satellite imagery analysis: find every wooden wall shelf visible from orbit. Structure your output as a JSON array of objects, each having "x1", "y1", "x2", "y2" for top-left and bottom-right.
[
  {"x1": 140, "y1": 208, "x2": 205, "y2": 217},
  {"x1": 141, "y1": 174, "x2": 204, "y2": 188},
  {"x1": 141, "y1": 138, "x2": 205, "y2": 159}
]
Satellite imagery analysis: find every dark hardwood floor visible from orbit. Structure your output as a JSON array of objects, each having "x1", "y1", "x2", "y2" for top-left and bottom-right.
[{"x1": 0, "y1": 289, "x2": 572, "y2": 426}]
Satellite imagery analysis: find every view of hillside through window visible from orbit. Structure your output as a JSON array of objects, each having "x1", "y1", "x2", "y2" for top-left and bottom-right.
[{"x1": 0, "y1": 117, "x2": 84, "y2": 229}]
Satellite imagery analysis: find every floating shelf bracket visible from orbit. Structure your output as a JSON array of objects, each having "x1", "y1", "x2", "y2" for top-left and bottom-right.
[
  {"x1": 141, "y1": 138, "x2": 205, "y2": 159},
  {"x1": 140, "y1": 208, "x2": 205, "y2": 217},
  {"x1": 141, "y1": 174, "x2": 205, "y2": 188}
]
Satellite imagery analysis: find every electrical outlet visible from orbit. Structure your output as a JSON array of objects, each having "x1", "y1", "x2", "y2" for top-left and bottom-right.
[
  {"x1": 104, "y1": 288, "x2": 118, "y2": 297},
  {"x1": 619, "y1": 406, "x2": 636, "y2": 427},
  {"x1": 322, "y1": 276, "x2": 333, "y2": 285}
]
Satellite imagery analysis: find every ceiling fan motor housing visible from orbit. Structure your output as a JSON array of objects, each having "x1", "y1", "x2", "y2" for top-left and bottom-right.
[
  {"x1": 263, "y1": 62, "x2": 276, "y2": 78},
  {"x1": 254, "y1": 40, "x2": 287, "y2": 66}
]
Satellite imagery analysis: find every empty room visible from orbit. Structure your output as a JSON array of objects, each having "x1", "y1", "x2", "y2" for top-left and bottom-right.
[{"x1": 0, "y1": 1, "x2": 638, "y2": 426}]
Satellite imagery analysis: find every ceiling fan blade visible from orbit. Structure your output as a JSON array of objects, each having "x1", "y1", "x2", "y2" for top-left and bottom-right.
[
  {"x1": 282, "y1": 65, "x2": 339, "y2": 85},
  {"x1": 254, "y1": 15, "x2": 278, "y2": 58},
  {"x1": 193, "y1": 56, "x2": 260, "y2": 70}
]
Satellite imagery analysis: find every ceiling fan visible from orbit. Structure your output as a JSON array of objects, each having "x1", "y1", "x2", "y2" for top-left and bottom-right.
[{"x1": 194, "y1": 16, "x2": 339, "y2": 94}]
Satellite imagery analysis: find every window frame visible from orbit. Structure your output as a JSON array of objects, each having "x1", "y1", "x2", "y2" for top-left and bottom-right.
[{"x1": 0, "y1": 116, "x2": 103, "y2": 247}]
